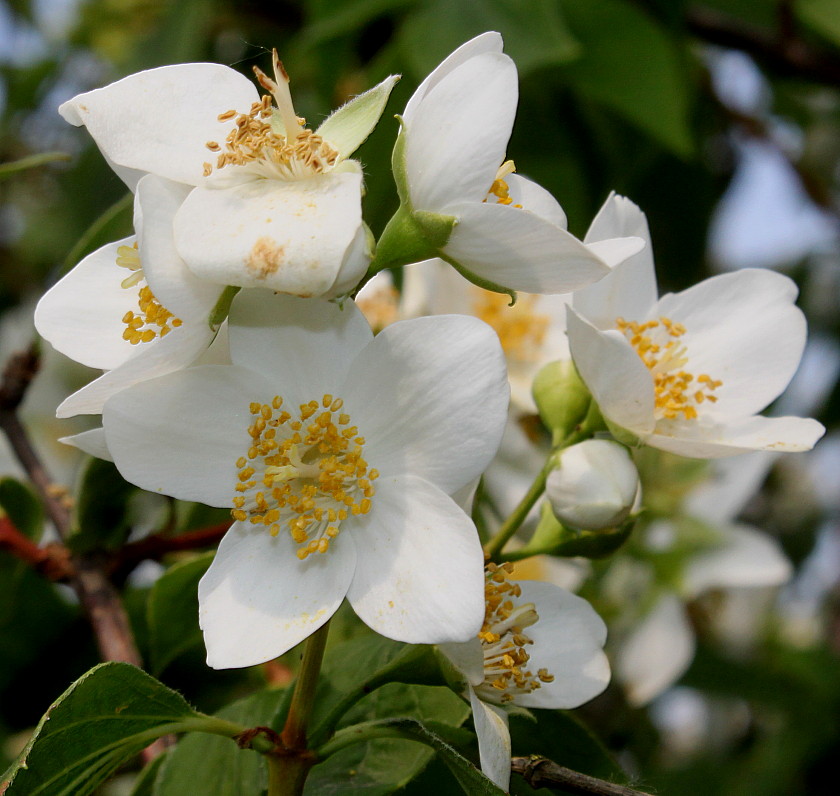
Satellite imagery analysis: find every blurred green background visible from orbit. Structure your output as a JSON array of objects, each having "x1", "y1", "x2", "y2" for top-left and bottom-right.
[{"x1": 1, "y1": 1, "x2": 839, "y2": 794}]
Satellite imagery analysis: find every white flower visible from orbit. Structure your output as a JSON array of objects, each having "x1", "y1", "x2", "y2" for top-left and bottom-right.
[
  {"x1": 546, "y1": 440, "x2": 640, "y2": 531},
  {"x1": 440, "y1": 562, "x2": 609, "y2": 790},
  {"x1": 567, "y1": 193, "x2": 825, "y2": 458},
  {"x1": 100, "y1": 289, "x2": 509, "y2": 668},
  {"x1": 613, "y1": 451, "x2": 792, "y2": 705},
  {"x1": 34, "y1": 177, "x2": 223, "y2": 417},
  {"x1": 59, "y1": 52, "x2": 398, "y2": 298},
  {"x1": 388, "y1": 33, "x2": 642, "y2": 294}
]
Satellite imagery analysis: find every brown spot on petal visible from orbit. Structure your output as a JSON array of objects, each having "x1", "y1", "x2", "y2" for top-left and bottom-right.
[{"x1": 247, "y1": 237, "x2": 286, "y2": 279}]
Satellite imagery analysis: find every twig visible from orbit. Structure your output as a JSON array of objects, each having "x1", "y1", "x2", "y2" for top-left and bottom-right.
[
  {"x1": 0, "y1": 345, "x2": 143, "y2": 666},
  {"x1": 686, "y1": 4, "x2": 840, "y2": 87},
  {"x1": 511, "y1": 756, "x2": 654, "y2": 796},
  {"x1": 0, "y1": 516, "x2": 75, "y2": 580},
  {"x1": 112, "y1": 521, "x2": 230, "y2": 576}
]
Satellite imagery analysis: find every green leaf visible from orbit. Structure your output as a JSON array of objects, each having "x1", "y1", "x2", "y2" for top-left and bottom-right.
[
  {"x1": 797, "y1": 0, "x2": 840, "y2": 49},
  {"x1": 3, "y1": 662, "x2": 224, "y2": 796},
  {"x1": 129, "y1": 752, "x2": 167, "y2": 796},
  {"x1": 508, "y1": 710, "x2": 625, "y2": 787},
  {"x1": 147, "y1": 552, "x2": 214, "y2": 675},
  {"x1": 399, "y1": 0, "x2": 580, "y2": 79},
  {"x1": 70, "y1": 457, "x2": 138, "y2": 553},
  {"x1": 302, "y1": 0, "x2": 416, "y2": 45},
  {"x1": 154, "y1": 688, "x2": 287, "y2": 796},
  {"x1": 0, "y1": 152, "x2": 70, "y2": 181},
  {"x1": 307, "y1": 683, "x2": 474, "y2": 795},
  {"x1": 309, "y1": 634, "x2": 446, "y2": 746},
  {"x1": 318, "y1": 75, "x2": 401, "y2": 159},
  {"x1": 0, "y1": 477, "x2": 43, "y2": 539},
  {"x1": 560, "y1": 0, "x2": 693, "y2": 157}
]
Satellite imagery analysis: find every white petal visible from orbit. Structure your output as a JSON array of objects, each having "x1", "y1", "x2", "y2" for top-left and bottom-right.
[
  {"x1": 645, "y1": 414, "x2": 825, "y2": 458},
  {"x1": 102, "y1": 365, "x2": 267, "y2": 505},
  {"x1": 34, "y1": 237, "x2": 139, "y2": 370},
  {"x1": 566, "y1": 308, "x2": 655, "y2": 434},
  {"x1": 439, "y1": 637, "x2": 485, "y2": 687},
  {"x1": 469, "y1": 687, "x2": 512, "y2": 791},
  {"x1": 199, "y1": 522, "x2": 356, "y2": 668},
  {"x1": 683, "y1": 523, "x2": 792, "y2": 597},
  {"x1": 342, "y1": 314, "x2": 508, "y2": 494},
  {"x1": 404, "y1": 51, "x2": 517, "y2": 209},
  {"x1": 59, "y1": 63, "x2": 259, "y2": 186},
  {"x1": 576, "y1": 193, "x2": 658, "y2": 327},
  {"x1": 501, "y1": 174, "x2": 567, "y2": 228},
  {"x1": 346, "y1": 474, "x2": 485, "y2": 644},
  {"x1": 685, "y1": 452, "x2": 776, "y2": 524},
  {"x1": 59, "y1": 427, "x2": 112, "y2": 462},
  {"x1": 444, "y1": 202, "x2": 616, "y2": 293},
  {"x1": 616, "y1": 594, "x2": 695, "y2": 706},
  {"x1": 513, "y1": 582, "x2": 610, "y2": 709},
  {"x1": 56, "y1": 320, "x2": 217, "y2": 417},
  {"x1": 135, "y1": 175, "x2": 223, "y2": 320},
  {"x1": 228, "y1": 291, "x2": 372, "y2": 402},
  {"x1": 403, "y1": 32, "x2": 504, "y2": 124},
  {"x1": 655, "y1": 269, "x2": 806, "y2": 418},
  {"x1": 174, "y1": 172, "x2": 364, "y2": 297}
]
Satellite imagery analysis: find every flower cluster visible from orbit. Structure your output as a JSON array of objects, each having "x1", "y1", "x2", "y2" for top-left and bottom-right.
[{"x1": 34, "y1": 29, "x2": 825, "y2": 792}]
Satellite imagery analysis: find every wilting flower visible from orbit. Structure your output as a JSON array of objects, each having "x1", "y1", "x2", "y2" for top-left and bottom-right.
[
  {"x1": 567, "y1": 194, "x2": 825, "y2": 458},
  {"x1": 34, "y1": 178, "x2": 222, "y2": 417},
  {"x1": 440, "y1": 562, "x2": 609, "y2": 790},
  {"x1": 101, "y1": 290, "x2": 509, "y2": 667},
  {"x1": 384, "y1": 33, "x2": 641, "y2": 294},
  {"x1": 59, "y1": 52, "x2": 398, "y2": 298}
]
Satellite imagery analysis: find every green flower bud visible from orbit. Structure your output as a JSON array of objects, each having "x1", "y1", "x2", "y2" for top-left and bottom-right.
[{"x1": 532, "y1": 360, "x2": 591, "y2": 438}]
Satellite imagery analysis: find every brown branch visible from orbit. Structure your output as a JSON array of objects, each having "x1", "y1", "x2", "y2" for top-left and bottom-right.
[
  {"x1": 511, "y1": 756, "x2": 655, "y2": 796},
  {"x1": 0, "y1": 516, "x2": 75, "y2": 580},
  {"x1": 112, "y1": 521, "x2": 231, "y2": 575},
  {"x1": 686, "y1": 4, "x2": 840, "y2": 87},
  {"x1": 0, "y1": 345, "x2": 142, "y2": 666}
]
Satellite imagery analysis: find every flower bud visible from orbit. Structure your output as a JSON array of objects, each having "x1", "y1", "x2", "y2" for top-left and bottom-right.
[
  {"x1": 532, "y1": 360, "x2": 591, "y2": 437},
  {"x1": 546, "y1": 439, "x2": 640, "y2": 531}
]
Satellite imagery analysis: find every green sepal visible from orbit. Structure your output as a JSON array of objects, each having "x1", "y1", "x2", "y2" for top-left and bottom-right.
[
  {"x1": 317, "y1": 75, "x2": 401, "y2": 160},
  {"x1": 209, "y1": 285, "x2": 240, "y2": 329},
  {"x1": 369, "y1": 204, "x2": 456, "y2": 275},
  {"x1": 513, "y1": 501, "x2": 635, "y2": 560},
  {"x1": 442, "y1": 253, "x2": 517, "y2": 305},
  {"x1": 391, "y1": 120, "x2": 411, "y2": 205}
]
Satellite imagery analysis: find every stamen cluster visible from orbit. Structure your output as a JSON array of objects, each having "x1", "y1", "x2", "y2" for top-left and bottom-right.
[
  {"x1": 232, "y1": 394, "x2": 377, "y2": 559},
  {"x1": 476, "y1": 562, "x2": 554, "y2": 704},
  {"x1": 116, "y1": 243, "x2": 182, "y2": 345},
  {"x1": 486, "y1": 160, "x2": 522, "y2": 207},
  {"x1": 473, "y1": 292, "x2": 549, "y2": 361},
  {"x1": 616, "y1": 316, "x2": 722, "y2": 421},
  {"x1": 203, "y1": 97, "x2": 339, "y2": 180}
]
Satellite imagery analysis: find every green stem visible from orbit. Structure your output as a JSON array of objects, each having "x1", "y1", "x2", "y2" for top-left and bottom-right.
[
  {"x1": 62, "y1": 192, "x2": 133, "y2": 274},
  {"x1": 484, "y1": 456, "x2": 555, "y2": 560},
  {"x1": 267, "y1": 621, "x2": 331, "y2": 796}
]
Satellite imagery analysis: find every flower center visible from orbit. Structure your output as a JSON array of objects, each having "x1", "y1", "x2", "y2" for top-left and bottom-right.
[
  {"x1": 231, "y1": 394, "x2": 377, "y2": 560},
  {"x1": 204, "y1": 49, "x2": 339, "y2": 181},
  {"x1": 472, "y1": 290, "x2": 549, "y2": 361},
  {"x1": 116, "y1": 243, "x2": 182, "y2": 345},
  {"x1": 485, "y1": 160, "x2": 522, "y2": 207},
  {"x1": 475, "y1": 562, "x2": 554, "y2": 705},
  {"x1": 615, "y1": 316, "x2": 722, "y2": 421}
]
